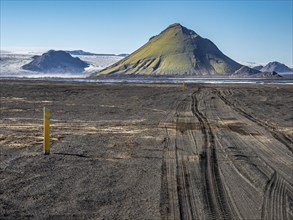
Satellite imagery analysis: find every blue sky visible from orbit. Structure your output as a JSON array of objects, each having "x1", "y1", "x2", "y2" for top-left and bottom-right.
[{"x1": 1, "y1": 0, "x2": 292, "y2": 65}]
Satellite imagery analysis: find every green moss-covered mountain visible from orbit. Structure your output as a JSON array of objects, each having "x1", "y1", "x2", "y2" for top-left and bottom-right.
[{"x1": 93, "y1": 23, "x2": 242, "y2": 76}]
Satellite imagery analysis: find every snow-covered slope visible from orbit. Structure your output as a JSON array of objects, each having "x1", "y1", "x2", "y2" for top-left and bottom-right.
[
  {"x1": 22, "y1": 50, "x2": 89, "y2": 73},
  {"x1": 0, "y1": 51, "x2": 123, "y2": 78}
]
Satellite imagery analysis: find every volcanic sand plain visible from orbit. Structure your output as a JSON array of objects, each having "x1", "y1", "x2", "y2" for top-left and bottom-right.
[{"x1": 0, "y1": 80, "x2": 292, "y2": 219}]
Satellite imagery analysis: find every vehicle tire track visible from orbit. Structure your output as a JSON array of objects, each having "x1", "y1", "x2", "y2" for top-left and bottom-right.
[
  {"x1": 217, "y1": 90, "x2": 293, "y2": 154},
  {"x1": 261, "y1": 171, "x2": 293, "y2": 220},
  {"x1": 191, "y1": 89, "x2": 236, "y2": 219},
  {"x1": 161, "y1": 87, "x2": 292, "y2": 220},
  {"x1": 174, "y1": 97, "x2": 197, "y2": 219},
  {"x1": 213, "y1": 88, "x2": 293, "y2": 220},
  {"x1": 160, "y1": 97, "x2": 190, "y2": 220},
  {"x1": 160, "y1": 95, "x2": 204, "y2": 220}
]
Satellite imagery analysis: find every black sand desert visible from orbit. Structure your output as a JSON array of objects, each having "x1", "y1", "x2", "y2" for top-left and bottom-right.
[{"x1": 0, "y1": 80, "x2": 292, "y2": 219}]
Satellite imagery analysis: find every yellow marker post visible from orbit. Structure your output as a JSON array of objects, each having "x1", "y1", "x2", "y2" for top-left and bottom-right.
[
  {"x1": 182, "y1": 82, "x2": 187, "y2": 91},
  {"x1": 43, "y1": 107, "x2": 50, "y2": 155}
]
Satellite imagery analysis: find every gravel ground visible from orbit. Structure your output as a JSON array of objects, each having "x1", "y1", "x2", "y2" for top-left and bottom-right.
[{"x1": 0, "y1": 80, "x2": 292, "y2": 219}]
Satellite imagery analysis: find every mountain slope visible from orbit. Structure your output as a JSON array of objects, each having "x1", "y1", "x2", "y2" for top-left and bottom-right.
[
  {"x1": 22, "y1": 50, "x2": 89, "y2": 73},
  {"x1": 233, "y1": 66, "x2": 261, "y2": 76},
  {"x1": 93, "y1": 23, "x2": 242, "y2": 76},
  {"x1": 253, "y1": 65, "x2": 264, "y2": 71},
  {"x1": 260, "y1": 61, "x2": 292, "y2": 73}
]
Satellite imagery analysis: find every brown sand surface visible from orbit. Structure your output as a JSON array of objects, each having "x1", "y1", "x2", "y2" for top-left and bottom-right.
[{"x1": 0, "y1": 80, "x2": 292, "y2": 219}]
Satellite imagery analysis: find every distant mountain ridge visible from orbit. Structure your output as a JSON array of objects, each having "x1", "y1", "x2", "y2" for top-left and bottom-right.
[
  {"x1": 260, "y1": 61, "x2": 292, "y2": 73},
  {"x1": 232, "y1": 66, "x2": 281, "y2": 78},
  {"x1": 93, "y1": 23, "x2": 242, "y2": 76},
  {"x1": 240, "y1": 61, "x2": 292, "y2": 74},
  {"x1": 65, "y1": 50, "x2": 128, "y2": 57},
  {"x1": 22, "y1": 50, "x2": 89, "y2": 73}
]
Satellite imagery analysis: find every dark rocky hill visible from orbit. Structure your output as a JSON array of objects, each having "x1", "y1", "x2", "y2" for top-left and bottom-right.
[{"x1": 22, "y1": 50, "x2": 89, "y2": 73}]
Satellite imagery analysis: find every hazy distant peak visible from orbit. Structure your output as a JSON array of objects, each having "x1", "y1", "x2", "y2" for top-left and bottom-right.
[
  {"x1": 261, "y1": 61, "x2": 292, "y2": 73},
  {"x1": 268, "y1": 61, "x2": 282, "y2": 65},
  {"x1": 44, "y1": 50, "x2": 73, "y2": 58},
  {"x1": 47, "y1": 49, "x2": 64, "y2": 54}
]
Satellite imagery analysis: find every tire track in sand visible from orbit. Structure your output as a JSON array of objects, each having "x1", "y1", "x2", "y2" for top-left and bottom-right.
[
  {"x1": 261, "y1": 171, "x2": 293, "y2": 220},
  {"x1": 160, "y1": 96, "x2": 204, "y2": 219},
  {"x1": 215, "y1": 89, "x2": 293, "y2": 220},
  {"x1": 160, "y1": 97, "x2": 190, "y2": 220},
  {"x1": 217, "y1": 91, "x2": 293, "y2": 154},
  {"x1": 191, "y1": 89, "x2": 236, "y2": 219},
  {"x1": 161, "y1": 90, "x2": 239, "y2": 219}
]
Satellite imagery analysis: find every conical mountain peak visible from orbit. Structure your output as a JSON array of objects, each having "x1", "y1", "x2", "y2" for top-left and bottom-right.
[
  {"x1": 165, "y1": 23, "x2": 186, "y2": 32},
  {"x1": 94, "y1": 24, "x2": 241, "y2": 76},
  {"x1": 161, "y1": 23, "x2": 199, "y2": 39},
  {"x1": 167, "y1": 23, "x2": 182, "y2": 28}
]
